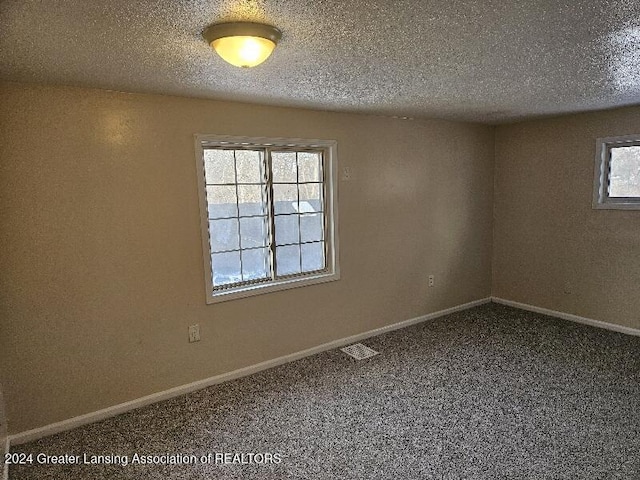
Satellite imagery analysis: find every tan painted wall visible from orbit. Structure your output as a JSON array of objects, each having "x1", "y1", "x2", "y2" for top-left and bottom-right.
[
  {"x1": 0, "y1": 82, "x2": 495, "y2": 434},
  {"x1": 493, "y1": 107, "x2": 640, "y2": 330},
  {"x1": 0, "y1": 382, "x2": 6, "y2": 459}
]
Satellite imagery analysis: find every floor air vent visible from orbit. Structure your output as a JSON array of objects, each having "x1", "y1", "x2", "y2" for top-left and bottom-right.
[{"x1": 340, "y1": 343, "x2": 379, "y2": 360}]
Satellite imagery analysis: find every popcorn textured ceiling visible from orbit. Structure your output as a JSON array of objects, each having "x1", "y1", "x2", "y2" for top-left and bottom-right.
[{"x1": 0, "y1": 0, "x2": 639, "y2": 123}]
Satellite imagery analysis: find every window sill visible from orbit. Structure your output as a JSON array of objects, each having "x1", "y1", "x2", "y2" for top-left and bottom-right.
[
  {"x1": 592, "y1": 200, "x2": 640, "y2": 210},
  {"x1": 206, "y1": 270, "x2": 341, "y2": 304}
]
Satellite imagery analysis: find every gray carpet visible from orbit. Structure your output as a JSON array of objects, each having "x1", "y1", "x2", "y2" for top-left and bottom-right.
[{"x1": 9, "y1": 303, "x2": 640, "y2": 479}]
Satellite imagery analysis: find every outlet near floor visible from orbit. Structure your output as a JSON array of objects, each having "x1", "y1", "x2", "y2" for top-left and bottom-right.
[
  {"x1": 428, "y1": 275, "x2": 435, "y2": 287},
  {"x1": 188, "y1": 324, "x2": 201, "y2": 343}
]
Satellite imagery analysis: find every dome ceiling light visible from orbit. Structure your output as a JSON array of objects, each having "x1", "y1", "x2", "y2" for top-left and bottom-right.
[{"x1": 203, "y1": 22, "x2": 282, "y2": 68}]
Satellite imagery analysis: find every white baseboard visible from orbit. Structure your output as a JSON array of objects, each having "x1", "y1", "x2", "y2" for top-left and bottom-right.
[
  {"x1": 492, "y1": 297, "x2": 640, "y2": 337},
  {"x1": 9, "y1": 297, "x2": 490, "y2": 446}
]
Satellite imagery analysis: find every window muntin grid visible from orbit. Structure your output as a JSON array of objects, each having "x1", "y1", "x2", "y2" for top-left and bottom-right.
[
  {"x1": 271, "y1": 150, "x2": 325, "y2": 278},
  {"x1": 203, "y1": 146, "x2": 328, "y2": 290},
  {"x1": 204, "y1": 148, "x2": 270, "y2": 287}
]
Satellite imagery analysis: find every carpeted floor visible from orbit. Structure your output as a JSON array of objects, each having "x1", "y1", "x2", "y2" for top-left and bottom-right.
[{"x1": 8, "y1": 303, "x2": 640, "y2": 479}]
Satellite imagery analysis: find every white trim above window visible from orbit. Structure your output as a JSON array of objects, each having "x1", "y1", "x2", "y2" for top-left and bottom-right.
[
  {"x1": 593, "y1": 134, "x2": 640, "y2": 210},
  {"x1": 194, "y1": 135, "x2": 340, "y2": 303}
]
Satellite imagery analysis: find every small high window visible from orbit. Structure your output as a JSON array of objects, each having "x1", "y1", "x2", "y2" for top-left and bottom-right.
[
  {"x1": 194, "y1": 135, "x2": 339, "y2": 303},
  {"x1": 593, "y1": 135, "x2": 640, "y2": 210}
]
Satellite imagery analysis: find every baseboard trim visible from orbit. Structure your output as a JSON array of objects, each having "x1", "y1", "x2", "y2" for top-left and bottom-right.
[
  {"x1": 491, "y1": 297, "x2": 640, "y2": 337},
  {"x1": 9, "y1": 297, "x2": 490, "y2": 446}
]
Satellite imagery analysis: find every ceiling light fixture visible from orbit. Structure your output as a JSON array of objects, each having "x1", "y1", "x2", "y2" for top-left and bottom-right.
[{"x1": 203, "y1": 22, "x2": 282, "y2": 68}]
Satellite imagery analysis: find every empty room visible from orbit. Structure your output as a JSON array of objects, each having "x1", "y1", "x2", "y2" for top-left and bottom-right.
[{"x1": 1, "y1": 1, "x2": 639, "y2": 478}]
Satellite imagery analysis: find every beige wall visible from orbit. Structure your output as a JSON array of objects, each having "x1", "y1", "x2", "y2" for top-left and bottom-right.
[
  {"x1": 0, "y1": 82, "x2": 495, "y2": 434},
  {"x1": 0, "y1": 382, "x2": 6, "y2": 460},
  {"x1": 493, "y1": 106, "x2": 640, "y2": 330}
]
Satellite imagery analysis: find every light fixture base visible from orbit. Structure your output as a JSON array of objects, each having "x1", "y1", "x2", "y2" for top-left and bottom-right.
[{"x1": 203, "y1": 22, "x2": 282, "y2": 45}]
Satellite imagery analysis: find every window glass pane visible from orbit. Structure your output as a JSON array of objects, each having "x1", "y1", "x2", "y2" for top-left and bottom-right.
[
  {"x1": 609, "y1": 146, "x2": 640, "y2": 197},
  {"x1": 204, "y1": 149, "x2": 235, "y2": 184},
  {"x1": 301, "y1": 242, "x2": 325, "y2": 272},
  {"x1": 209, "y1": 218, "x2": 239, "y2": 252},
  {"x1": 300, "y1": 213, "x2": 324, "y2": 243},
  {"x1": 241, "y1": 248, "x2": 270, "y2": 281},
  {"x1": 298, "y1": 152, "x2": 322, "y2": 183},
  {"x1": 298, "y1": 183, "x2": 323, "y2": 212},
  {"x1": 276, "y1": 244, "x2": 301, "y2": 276},
  {"x1": 273, "y1": 183, "x2": 298, "y2": 214},
  {"x1": 240, "y1": 216, "x2": 268, "y2": 248},
  {"x1": 238, "y1": 185, "x2": 266, "y2": 216},
  {"x1": 275, "y1": 214, "x2": 300, "y2": 246},
  {"x1": 272, "y1": 152, "x2": 297, "y2": 183},
  {"x1": 206, "y1": 185, "x2": 238, "y2": 219},
  {"x1": 212, "y1": 250, "x2": 242, "y2": 286},
  {"x1": 236, "y1": 149, "x2": 264, "y2": 184}
]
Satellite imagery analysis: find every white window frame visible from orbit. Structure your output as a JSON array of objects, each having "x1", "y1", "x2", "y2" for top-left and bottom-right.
[
  {"x1": 593, "y1": 134, "x2": 640, "y2": 210},
  {"x1": 194, "y1": 134, "x2": 340, "y2": 304}
]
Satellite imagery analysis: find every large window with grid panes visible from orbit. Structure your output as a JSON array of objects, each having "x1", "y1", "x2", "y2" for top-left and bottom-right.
[{"x1": 194, "y1": 135, "x2": 339, "y2": 303}]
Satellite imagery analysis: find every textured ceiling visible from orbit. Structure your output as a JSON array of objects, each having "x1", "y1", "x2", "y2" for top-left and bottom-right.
[{"x1": 1, "y1": 0, "x2": 639, "y2": 123}]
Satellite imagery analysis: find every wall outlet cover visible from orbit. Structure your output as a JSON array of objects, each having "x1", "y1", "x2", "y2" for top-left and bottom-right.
[{"x1": 188, "y1": 324, "x2": 201, "y2": 343}]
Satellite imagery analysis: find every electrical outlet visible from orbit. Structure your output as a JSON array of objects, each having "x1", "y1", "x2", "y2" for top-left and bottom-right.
[
  {"x1": 428, "y1": 275, "x2": 435, "y2": 287},
  {"x1": 188, "y1": 324, "x2": 200, "y2": 343},
  {"x1": 341, "y1": 167, "x2": 352, "y2": 181}
]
